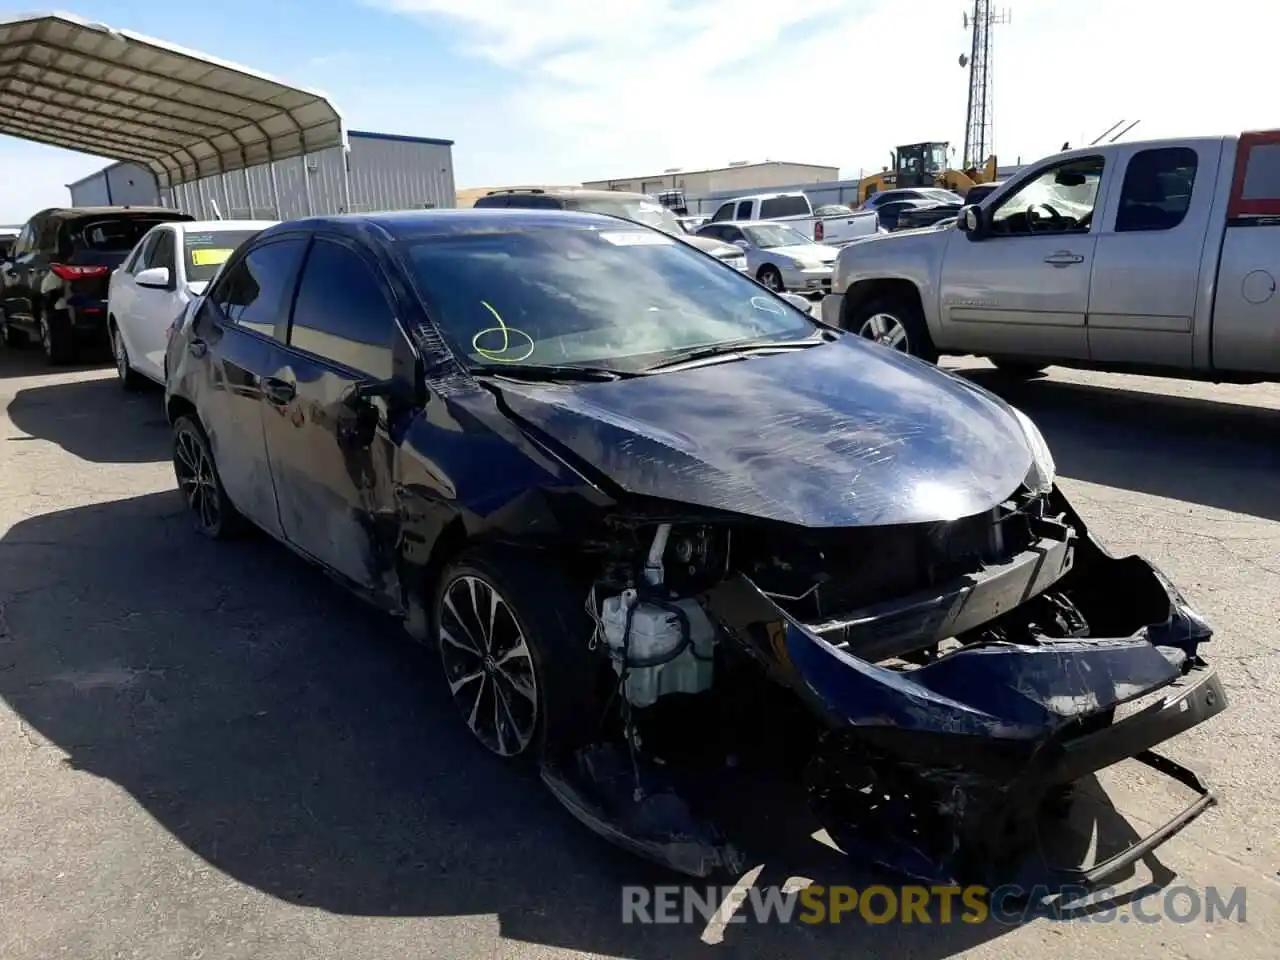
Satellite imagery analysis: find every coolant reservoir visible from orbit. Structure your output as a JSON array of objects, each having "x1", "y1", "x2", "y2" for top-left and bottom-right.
[{"x1": 600, "y1": 589, "x2": 716, "y2": 708}]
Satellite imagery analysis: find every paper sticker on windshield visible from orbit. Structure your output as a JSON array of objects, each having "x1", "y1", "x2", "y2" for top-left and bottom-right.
[
  {"x1": 189, "y1": 248, "x2": 234, "y2": 267},
  {"x1": 598, "y1": 230, "x2": 674, "y2": 246}
]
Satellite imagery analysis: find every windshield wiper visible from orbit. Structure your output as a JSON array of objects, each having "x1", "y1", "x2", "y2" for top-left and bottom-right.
[
  {"x1": 642, "y1": 332, "x2": 833, "y2": 373},
  {"x1": 470, "y1": 362, "x2": 636, "y2": 383}
]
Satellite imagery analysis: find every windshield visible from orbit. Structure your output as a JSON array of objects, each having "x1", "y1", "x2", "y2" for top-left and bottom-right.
[
  {"x1": 566, "y1": 197, "x2": 684, "y2": 235},
  {"x1": 743, "y1": 224, "x2": 811, "y2": 248},
  {"x1": 400, "y1": 226, "x2": 816, "y2": 372},
  {"x1": 182, "y1": 229, "x2": 261, "y2": 283},
  {"x1": 923, "y1": 189, "x2": 964, "y2": 204}
]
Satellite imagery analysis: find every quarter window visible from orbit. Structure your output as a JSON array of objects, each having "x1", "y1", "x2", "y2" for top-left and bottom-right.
[
  {"x1": 288, "y1": 238, "x2": 395, "y2": 380},
  {"x1": 207, "y1": 238, "x2": 308, "y2": 338},
  {"x1": 1115, "y1": 147, "x2": 1198, "y2": 233}
]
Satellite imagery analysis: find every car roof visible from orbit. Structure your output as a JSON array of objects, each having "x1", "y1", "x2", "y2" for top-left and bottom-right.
[
  {"x1": 172, "y1": 219, "x2": 278, "y2": 233},
  {"x1": 258, "y1": 208, "x2": 640, "y2": 243},
  {"x1": 703, "y1": 220, "x2": 805, "y2": 231},
  {"x1": 482, "y1": 187, "x2": 653, "y2": 202},
  {"x1": 34, "y1": 206, "x2": 188, "y2": 220}
]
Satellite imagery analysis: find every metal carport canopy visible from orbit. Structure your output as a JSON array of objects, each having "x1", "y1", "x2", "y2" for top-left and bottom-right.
[{"x1": 0, "y1": 10, "x2": 346, "y2": 189}]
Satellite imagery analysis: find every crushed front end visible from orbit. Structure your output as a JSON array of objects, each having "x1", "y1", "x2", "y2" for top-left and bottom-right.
[{"x1": 551, "y1": 482, "x2": 1227, "y2": 885}]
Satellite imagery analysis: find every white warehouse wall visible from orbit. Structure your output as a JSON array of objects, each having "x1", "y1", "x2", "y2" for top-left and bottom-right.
[{"x1": 67, "y1": 130, "x2": 456, "y2": 220}]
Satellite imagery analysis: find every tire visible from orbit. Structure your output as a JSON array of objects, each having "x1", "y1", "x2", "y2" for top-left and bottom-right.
[
  {"x1": 38, "y1": 306, "x2": 74, "y2": 365},
  {"x1": 846, "y1": 293, "x2": 937, "y2": 363},
  {"x1": 111, "y1": 323, "x2": 146, "y2": 392},
  {"x1": 171, "y1": 414, "x2": 245, "y2": 539},
  {"x1": 757, "y1": 265, "x2": 785, "y2": 292},
  {"x1": 2, "y1": 322, "x2": 26, "y2": 347},
  {"x1": 991, "y1": 359, "x2": 1048, "y2": 378},
  {"x1": 433, "y1": 547, "x2": 603, "y2": 767}
]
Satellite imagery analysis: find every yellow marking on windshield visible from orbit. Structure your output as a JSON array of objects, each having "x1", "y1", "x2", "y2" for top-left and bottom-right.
[
  {"x1": 472, "y1": 300, "x2": 535, "y2": 362},
  {"x1": 189, "y1": 247, "x2": 234, "y2": 267}
]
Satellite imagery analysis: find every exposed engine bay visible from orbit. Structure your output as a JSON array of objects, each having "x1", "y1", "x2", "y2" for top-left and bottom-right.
[{"x1": 541, "y1": 484, "x2": 1227, "y2": 886}]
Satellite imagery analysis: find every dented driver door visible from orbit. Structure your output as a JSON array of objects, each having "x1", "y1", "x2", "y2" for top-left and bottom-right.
[{"x1": 260, "y1": 235, "x2": 402, "y2": 601}]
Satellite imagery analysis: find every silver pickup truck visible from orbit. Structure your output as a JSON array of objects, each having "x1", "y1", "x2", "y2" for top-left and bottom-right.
[
  {"x1": 820, "y1": 132, "x2": 1280, "y2": 381},
  {"x1": 708, "y1": 192, "x2": 880, "y2": 247}
]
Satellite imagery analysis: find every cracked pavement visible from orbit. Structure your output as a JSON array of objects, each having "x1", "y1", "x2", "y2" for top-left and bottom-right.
[{"x1": 0, "y1": 346, "x2": 1277, "y2": 959}]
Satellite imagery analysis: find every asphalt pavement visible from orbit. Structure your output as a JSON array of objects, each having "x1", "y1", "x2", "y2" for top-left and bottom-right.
[{"x1": 1, "y1": 344, "x2": 1277, "y2": 959}]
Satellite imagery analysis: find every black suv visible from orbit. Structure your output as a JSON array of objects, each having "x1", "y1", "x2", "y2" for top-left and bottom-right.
[{"x1": 1, "y1": 205, "x2": 193, "y2": 363}]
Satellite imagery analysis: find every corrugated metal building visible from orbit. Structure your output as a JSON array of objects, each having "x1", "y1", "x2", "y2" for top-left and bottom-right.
[
  {"x1": 67, "y1": 130, "x2": 456, "y2": 220},
  {"x1": 583, "y1": 161, "x2": 840, "y2": 199}
]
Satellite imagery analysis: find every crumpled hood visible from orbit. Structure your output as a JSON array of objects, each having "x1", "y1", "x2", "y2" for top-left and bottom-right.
[{"x1": 494, "y1": 337, "x2": 1036, "y2": 527}]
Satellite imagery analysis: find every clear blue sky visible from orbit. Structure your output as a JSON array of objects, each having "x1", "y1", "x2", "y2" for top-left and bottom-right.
[{"x1": 1, "y1": 0, "x2": 1275, "y2": 222}]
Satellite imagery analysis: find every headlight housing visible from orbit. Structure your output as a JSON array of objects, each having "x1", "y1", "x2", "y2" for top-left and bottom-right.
[{"x1": 1010, "y1": 406, "x2": 1056, "y2": 494}]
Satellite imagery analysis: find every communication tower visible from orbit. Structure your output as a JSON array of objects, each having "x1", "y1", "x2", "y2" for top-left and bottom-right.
[{"x1": 959, "y1": 2, "x2": 1010, "y2": 169}]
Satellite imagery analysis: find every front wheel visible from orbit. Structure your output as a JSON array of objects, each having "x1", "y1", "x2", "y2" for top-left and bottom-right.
[
  {"x1": 434, "y1": 548, "x2": 602, "y2": 765},
  {"x1": 846, "y1": 294, "x2": 937, "y2": 363},
  {"x1": 172, "y1": 414, "x2": 244, "y2": 539},
  {"x1": 757, "y1": 265, "x2": 785, "y2": 292}
]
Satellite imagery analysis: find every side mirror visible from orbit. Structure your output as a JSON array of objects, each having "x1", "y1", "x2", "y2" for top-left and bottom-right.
[
  {"x1": 136, "y1": 266, "x2": 171, "y2": 289},
  {"x1": 732, "y1": 239, "x2": 749, "y2": 249},
  {"x1": 958, "y1": 204, "x2": 986, "y2": 239},
  {"x1": 779, "y1": 292, "x2": 812, "y2": 313}
]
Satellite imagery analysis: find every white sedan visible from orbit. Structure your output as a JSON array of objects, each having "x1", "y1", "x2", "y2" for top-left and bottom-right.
[
  {"x1": 107, "y1": 219, "x2": 275, "y2": 389},
  {"x1": 695, "y1": 221, "x2": 838, "y2": 294}
]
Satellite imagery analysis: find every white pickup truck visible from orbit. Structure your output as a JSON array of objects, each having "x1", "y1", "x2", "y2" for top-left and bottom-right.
[
  {"x1": 707, "y1": 192, "x2": 880, "y2": 246},
  {"x1": 820, "y1": 131, "x2": 1280, "y2": 382}
]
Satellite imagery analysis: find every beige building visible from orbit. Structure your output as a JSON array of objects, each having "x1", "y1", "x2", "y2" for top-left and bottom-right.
[{"x1": 582, "y1": 161, "x2": 840, "y2": 197}]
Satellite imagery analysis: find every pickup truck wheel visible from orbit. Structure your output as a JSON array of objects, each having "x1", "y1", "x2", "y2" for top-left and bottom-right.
[
  {"x1": 757, "y1": 265, "x2": 785, "y2": 292},
  {"x1": 848, "y1": 295, "x2": 937, "y2": 363},
  {"x1": 991, "y1": 359, "x2": 1048, "y2": 378}
]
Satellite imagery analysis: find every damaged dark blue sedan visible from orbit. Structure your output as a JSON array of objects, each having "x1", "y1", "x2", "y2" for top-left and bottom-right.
[{"x1": 164, "y1": 208, "x2": 1227, "y2": 886}]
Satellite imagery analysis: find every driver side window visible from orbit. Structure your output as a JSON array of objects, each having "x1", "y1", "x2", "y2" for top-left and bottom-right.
[{"x1": 988, "y1": 156, "x2": 1105, "y2": 237}]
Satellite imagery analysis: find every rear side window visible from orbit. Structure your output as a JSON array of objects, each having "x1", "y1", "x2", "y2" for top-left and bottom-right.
[
  {"x1": 288, "y1": 238, "x2": 395, "y2": 380},
  {"x1": 74, "y1": 218, "x2": 173, "y2": 253},
  {"x1": 734, "y1": 200, "x2": 753, "y2": 219},
  {"x1": 207, "y1": 238, "x2": 308, "y2": 338},
  {"x1": 1228, "y1": 132, "x2": 1280, "y2": 221},
  {"x1": 1115, "y1": 147, "x2": 1198, "y2": 233},
  {"x1": 759, "y1": 196, "x2": 810, "y2": 219}
]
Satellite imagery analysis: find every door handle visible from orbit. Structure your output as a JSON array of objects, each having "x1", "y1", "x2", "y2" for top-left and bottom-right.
[
  {"x1": 263, "y1": 377, "x2": 296, "y2": 405},
  {"x1": 188, "y1": 339, "x2": 207, "y2": 358},
  {"x1": 1044, "y1": 252, "x2": 1085, "y2": 266}
]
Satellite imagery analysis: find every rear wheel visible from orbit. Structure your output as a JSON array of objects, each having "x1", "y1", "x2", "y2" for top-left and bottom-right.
[
  {"x1": 172, "y1": 414, "x2": 244, "y2": 539},
  {"x1": 757, "y1": 265, "x2": 785, "y2": 292},
  {"x1": 434, "y1": 548, "x2": 602, "y2": 766},
  {"x1": 847, "y1": 294, "x2": 937, "y2": 362},
  {"x1": 38, "y1": 307, "x2": 74, "y2": 365},
  {"x1": 112, "y1": 324, "x2": 146, "y2": 391}
]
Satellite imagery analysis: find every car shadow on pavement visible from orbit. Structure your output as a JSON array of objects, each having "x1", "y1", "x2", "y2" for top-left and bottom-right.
[
  {"x1": 0, "y1": 491, "x2": 1188, "y2": 958},
  {"x1": 5, "y1": 374, "x2": 169, "y2": 463},
  {"x1": 958, "y1": 368, "x2": 1280, "y2": 523}
]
